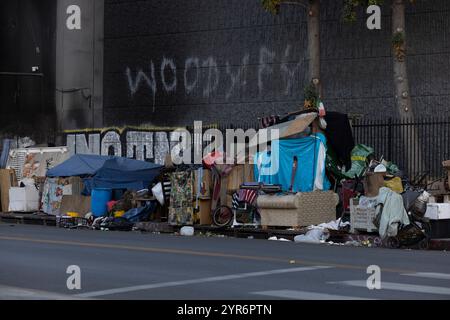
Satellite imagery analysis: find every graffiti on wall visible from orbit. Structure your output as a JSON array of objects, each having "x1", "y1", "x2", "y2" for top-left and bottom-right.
[
  {"x1": 65, "y1": 123, "x2": 263, "y2": 166},
  {"x1": 65, "y1": 128, "x2": 183, "y2": 165},
  {"x1": 125, "y1": 45, "x2": 305, "y2": 109}
]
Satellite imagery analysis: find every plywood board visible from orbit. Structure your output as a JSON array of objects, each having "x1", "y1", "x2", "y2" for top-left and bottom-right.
[{"x1": 0, "y1": 169, "x2": 18, "y2": 212}]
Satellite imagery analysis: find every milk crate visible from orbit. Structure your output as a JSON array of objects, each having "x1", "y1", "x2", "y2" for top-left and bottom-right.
[
  {"x1": 56, "y1": 216, "x2": 89, "y2": 228},
  {"x1": 349, "y1": 198, "x2": 378, "y2": 233}
]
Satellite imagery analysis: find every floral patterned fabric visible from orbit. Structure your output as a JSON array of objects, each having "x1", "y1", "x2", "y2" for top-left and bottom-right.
[
  {"x1": 168, "y1": 171, "x2": 193, "y2": 226},
  {"x1": 40, "y1": 178, "x2": 67, "y2": 215}
]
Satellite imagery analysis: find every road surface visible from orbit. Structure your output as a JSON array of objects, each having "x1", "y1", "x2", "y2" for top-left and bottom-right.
[{"x1": 0, "y1": 223, "x2": 449, "y2": 300}]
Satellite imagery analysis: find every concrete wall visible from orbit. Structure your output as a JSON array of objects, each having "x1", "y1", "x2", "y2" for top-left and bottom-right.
[
  {"x1": 0, "y1": 0, "x2": 104, "y2": 145},
  {"x1": 103, "y1": 0, "x2": 450, "y2": 127},
  {"x1": 0, "y1": 0, "x2": 56, "y2": 141},
  {"x1": 1, "y1": 0, "x2": 449, "y2": 140},
  {"x1": 55, "y1": 0, "x2": 104, "y2": 132}
]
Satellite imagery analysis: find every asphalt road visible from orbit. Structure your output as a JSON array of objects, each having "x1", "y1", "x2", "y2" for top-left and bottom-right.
[{"x1": 1, "y1": 223, "x2": 450, "y2": 300}]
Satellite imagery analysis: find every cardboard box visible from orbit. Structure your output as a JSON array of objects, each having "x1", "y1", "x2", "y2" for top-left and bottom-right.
[
  {"x1": 60, "y1": 195, "x2": 92, "y2": 216},
  {"x1": 0, "y1": 169, "x2": 18, "y2": 212},
  {"x1": 425, "y1": 203, "x2": 450, "y2": 220},
  {"x1": 8, "y1": 186, "x2": 40, "y2": 212},
  {"x1": 350, "y1": 198, "x2": 378, "y2": 233},
  {"x1": 363, "y1": 173, "x2": 385, "y2": 197}
]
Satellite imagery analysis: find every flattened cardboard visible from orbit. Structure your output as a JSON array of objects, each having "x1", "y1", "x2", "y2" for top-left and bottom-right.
[{"x1": 60, "y1": 195, "x2": 92, "y2": 216}]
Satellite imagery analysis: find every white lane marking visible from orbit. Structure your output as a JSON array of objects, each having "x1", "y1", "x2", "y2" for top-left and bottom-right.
[
  {"x1": 402, "y1": 272, "x2": 450, "y2": 280},
  {"x1": 252, "y1": 289, "x2": 375, "y2": 300},
  {"x1": 0, "y1": 285, "x2": 86, "y2": 300},
  {"x1": 330, "y1": 280, "x2": 450, "y2": 296},
  {"x1": 76, "y1": 266, "x2": 332, "y2": 298}
]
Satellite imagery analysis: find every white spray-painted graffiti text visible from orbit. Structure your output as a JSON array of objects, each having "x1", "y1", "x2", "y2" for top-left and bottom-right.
[{"x1": 125, "y1": 45, "x2": 304, "y2": 109}]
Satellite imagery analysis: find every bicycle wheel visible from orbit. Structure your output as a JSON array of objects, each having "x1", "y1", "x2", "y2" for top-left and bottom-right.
[{"x1": 212, "y1": 205, "x2": 233, "y2": 227}]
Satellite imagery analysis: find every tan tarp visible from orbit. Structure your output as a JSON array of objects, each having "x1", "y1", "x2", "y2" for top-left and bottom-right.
[{"x1": 249, "y1": 112, "x2": 317, "y2": 148}]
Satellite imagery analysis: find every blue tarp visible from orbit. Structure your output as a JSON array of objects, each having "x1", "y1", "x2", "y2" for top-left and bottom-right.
[
  {"x1": 47, "y1": 154, "x2": 111, "y2": 177},
  {"x1": 254, "y1": 133, "x2": 331, "y2": 192},
  {"x1": 122, "y1": 202, "x2": 157, "y2": 223},
  {"x1": 46, "y1": 154, "x2": 163, "y2": 194},
  {"x1": 0, "y1": 139, "x2": 13, "y2": 169}
]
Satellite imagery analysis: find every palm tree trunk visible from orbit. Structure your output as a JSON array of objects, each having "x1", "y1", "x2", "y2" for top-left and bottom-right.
[
  {"x1": 392, "y1": 0, "x2": 412, "y2": 118},
  {"x1": 392, "y1": 0, "x2": 422, "y2": 180},
  {"x1": 307, "y1": 0, "x2": 321, "y2": 97}
]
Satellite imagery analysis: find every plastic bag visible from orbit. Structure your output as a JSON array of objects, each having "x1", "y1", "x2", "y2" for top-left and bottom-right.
[
  {"x1": 326, "y1": 144, "x2": 374, "y2": 181},
  {"x1": 344, "y1": 144, "x2": 374, "y2": 179},
  {"x1": 180, "y1": 226, "x2": 194, "y2": 236},
  {"x1": 122, "y1": 202, "x2": 156, "y2": 223},
  {"x1": 384, "y1": 176, "x2": 404, "y2": 193},
  {"x1": 152, "y1": 182, "x2": 165, "y2": 205},
  {"x1": 383, "y1": 160, "x2": 401, "y2": 176}
]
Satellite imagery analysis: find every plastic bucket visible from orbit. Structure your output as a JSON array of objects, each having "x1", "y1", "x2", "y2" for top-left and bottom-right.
[{"x1": 91, "y1": 188, "x2": 112, "y2": 217}]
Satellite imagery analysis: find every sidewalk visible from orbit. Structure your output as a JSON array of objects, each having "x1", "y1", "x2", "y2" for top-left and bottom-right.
[{"x1": 1, "y1": 212, "x2": 449, "y2": 251}]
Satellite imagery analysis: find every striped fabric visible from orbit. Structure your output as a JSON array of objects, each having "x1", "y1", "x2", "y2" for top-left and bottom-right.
[
  {"x1": 232, "y1": 189, "x2": 258, "y2": 209},
  {"x1": 232, "y1": 192, "x2": 240, "y2": 209}
]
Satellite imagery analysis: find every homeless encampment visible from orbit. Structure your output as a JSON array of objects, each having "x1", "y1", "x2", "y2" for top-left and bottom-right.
[{"x1": 46, "y1": 154, "x2": 163, "y2": 195}]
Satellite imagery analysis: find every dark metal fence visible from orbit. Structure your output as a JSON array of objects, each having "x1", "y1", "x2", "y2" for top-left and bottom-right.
[
  {"x1": 213, "y1": 116, "x2": 450, "y2": 181},
  {"x1": 2, "y1": 116, "x2": 444, "y2": 181},
  {"x1": 352, "y1": 117, "x2": 450, "y2": 181}
]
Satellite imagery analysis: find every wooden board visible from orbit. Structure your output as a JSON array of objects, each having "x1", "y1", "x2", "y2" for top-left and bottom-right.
[
  {"x1": 198, "y1": 199, "x2": 212, "y2": 225},
  {"x1": 193, "y1": 168, "x2": 212, "y2": 199},
  {"x1": 227, "y1": 164, "x2": 255, "y2": 192},
  {"x1": 0, "y1": 169, "x2": 18, "y2": 212}
]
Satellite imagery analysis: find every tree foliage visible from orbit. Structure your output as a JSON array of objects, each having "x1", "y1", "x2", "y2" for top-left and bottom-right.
[
  {"x1": 343, "y1": 0, "x2": 417, "y2": 22},
  {"x1": 343, "y1": 0, "x2": 385, "y2": 23},
  {"x1": 261, "y1": 0, "x2": 282, "y2": 15},
  {"x1": 303, "y1": 83, "x2": 319, "y2": 109},
  {"x1": 392, "y1": 30, "x2": 406, "y2": 61}
]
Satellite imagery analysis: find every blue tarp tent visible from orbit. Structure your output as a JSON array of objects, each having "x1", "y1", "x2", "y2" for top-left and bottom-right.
[
  {"x1": 46, "y1": 154, "x2": 163, "y2": 194},
  {"x1": 46, "y1": 154, "x2": 111, "y2": 177},
  {"x1": 254, "y1": 133, "x2": 331, "y2": 192}
]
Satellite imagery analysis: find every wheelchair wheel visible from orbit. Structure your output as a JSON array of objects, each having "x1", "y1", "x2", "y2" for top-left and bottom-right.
[
  {"x1": 386, "y1": 236, "x2": 400, "y2": 249},
  {"x1": 419, "y1": 238, "x2": 429, "y2": 250},
  {"x1": 421, "y1": 221, "x2": 432, "y2": 238},
  {"x1": 212, "y1": 205, "x2": 233, "y2": 227}
]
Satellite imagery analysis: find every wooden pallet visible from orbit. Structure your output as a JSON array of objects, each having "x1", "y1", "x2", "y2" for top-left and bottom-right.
[{"x1": 0, "y1": 212, "x2": 56, "y2": 226}]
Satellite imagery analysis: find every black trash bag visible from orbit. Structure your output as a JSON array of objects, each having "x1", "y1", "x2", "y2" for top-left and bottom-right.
[
  {"x1": 100, "y1": 217, "x2": 134, "y2": 231},
  {"x1": 122, "y1": 202, "x2": 157, "y2": 223}
]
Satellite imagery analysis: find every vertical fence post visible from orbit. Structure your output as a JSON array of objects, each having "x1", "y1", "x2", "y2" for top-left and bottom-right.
[{"x1": 388, "y1": 118, "x2": 392, "y2": 161}]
